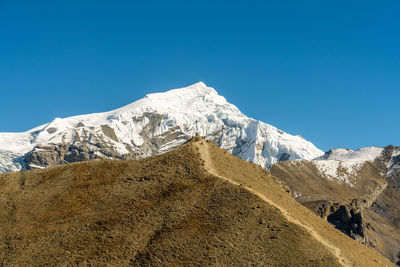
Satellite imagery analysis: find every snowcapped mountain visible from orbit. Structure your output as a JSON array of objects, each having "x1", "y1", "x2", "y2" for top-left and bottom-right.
[{"x1": 0, "y1": 82, "x2": 323, "y2": 173}]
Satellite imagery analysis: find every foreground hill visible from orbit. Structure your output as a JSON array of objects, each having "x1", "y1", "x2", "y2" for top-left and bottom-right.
[
  {"x1": 0, "y1": 82, "x2": 322, "y2": 173},
  {"x1": 0, "y1": 138, "x2": 392, "y2": 266}
]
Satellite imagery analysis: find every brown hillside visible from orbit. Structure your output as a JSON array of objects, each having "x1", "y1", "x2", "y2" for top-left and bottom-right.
[
  {"x1": 270, "y1": 160, "x2": 386, "y2": 203},
  {"x1": 0, "y1": 138, "x2": 393, "y2": 266},
  {"x1": 271, "y1": 159, "x2": 400, "y2": 264}
]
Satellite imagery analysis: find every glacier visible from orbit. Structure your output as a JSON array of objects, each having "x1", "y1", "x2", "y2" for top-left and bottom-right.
[{"x1": 0, "y1": 82, "x2": 324, "y2": 173}]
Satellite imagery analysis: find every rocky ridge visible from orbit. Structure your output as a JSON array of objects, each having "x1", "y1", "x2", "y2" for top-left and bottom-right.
[{"x1": 271, "y1": 145, "x2": 400, "y2": 265}]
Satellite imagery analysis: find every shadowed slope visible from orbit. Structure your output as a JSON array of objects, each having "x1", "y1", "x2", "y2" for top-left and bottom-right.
[{"x1": 0, "y1": 138, "x2": 393, "y2": 266}]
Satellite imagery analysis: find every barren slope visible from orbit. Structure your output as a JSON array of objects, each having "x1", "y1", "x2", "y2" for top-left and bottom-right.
[
  {"x1": 0, "y1": 138, "x2": 393, "y2": 266},
  {"x1": 202, "y1": 139, "x2": 394, "y2": 267},
  {"x1": 271, "y1": 150, "x2": 400, "y2": 264}
]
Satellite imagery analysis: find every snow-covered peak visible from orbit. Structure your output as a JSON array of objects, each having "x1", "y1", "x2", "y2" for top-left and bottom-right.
[
  {"x1": 147, "y1": 81, "x2": 217, "y2": 98},
  {"x1": 316, "y1": 147, "x2": 384, "y2": 162},
  {"x1": 0, "y1": 82, "x2": 324, "y2": 173},
  {"x1": 115, "y1": 82, "x2": 236, "y2": 115}
]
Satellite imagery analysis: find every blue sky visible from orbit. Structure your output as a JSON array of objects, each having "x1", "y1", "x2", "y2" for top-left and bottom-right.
[{"x1": 0, "y1": 1, "x2": 399, "y2": 151}]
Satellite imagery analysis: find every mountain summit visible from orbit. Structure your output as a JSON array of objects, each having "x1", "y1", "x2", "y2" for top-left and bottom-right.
[{"x1": 0, "y1": 82, "x2": 323, "y2": 173}]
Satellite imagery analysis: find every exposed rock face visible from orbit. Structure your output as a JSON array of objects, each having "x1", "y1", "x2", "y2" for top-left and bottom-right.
[
  {"x1": 305, "y1": 200, "x2": 339, "y2": 219},
  {"x1": 23, "y1": 112, "x2": 194, "y2": 169},
  {"x1": 304, "y1": 200, "x2": 366, "y2": 244},
  {"x1": 371, "y1": 146, "x2": 400, "y2": 230},
  {"x1": 326, "y1": 200, "x2": 365, "y2": 244},
  {"x1": 24, "y1": 144, "x2": 111, "y2": 170}
]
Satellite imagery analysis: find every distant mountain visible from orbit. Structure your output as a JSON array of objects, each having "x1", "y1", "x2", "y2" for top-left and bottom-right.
[{"x1": 0, "y1": 82, "x2": 323, "y2": 173}]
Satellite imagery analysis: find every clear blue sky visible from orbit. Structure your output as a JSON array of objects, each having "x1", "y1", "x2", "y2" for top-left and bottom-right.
[{"x1": 0, "y1": 1, "x2": 399, "y2": 151}]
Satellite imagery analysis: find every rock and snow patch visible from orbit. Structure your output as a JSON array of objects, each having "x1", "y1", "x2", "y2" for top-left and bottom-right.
[
  {"x1": 312, "y1": 161, "x2": 361, "y2": 187},
  {"x1": 315, "y1": 147, "x2": 384, "y2": 162},
  {"x1": 387, "y1": 149, "x2": 400, "y2": 176},
  {"x1": 312, "y1": 147, "x2": 384, "y2": 186}
]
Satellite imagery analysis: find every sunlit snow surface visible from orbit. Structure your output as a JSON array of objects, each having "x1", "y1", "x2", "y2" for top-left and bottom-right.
[
  {"x1": 0, "y1": 151, "x2": 25, "y2": 173},
  {"x1": 0, "y1": 82, "x2": 324, "y2": 173},
  {"x1": 311, "y1": 147, "x2": 384, "y2": 186}
]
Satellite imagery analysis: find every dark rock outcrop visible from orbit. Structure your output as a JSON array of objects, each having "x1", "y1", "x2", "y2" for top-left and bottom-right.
[
  {"x1": 304, "y1": 199, "x2": 366, "y2": 244},
  {"x1": 326, "y1": 200, "x2": 366, "y2": 244}
]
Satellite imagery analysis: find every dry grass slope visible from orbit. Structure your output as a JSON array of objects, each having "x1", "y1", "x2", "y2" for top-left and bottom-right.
[
  {"x1": 271, "y1": 158, "x2": 400, "y2": 264},
  {"x1": 0, "y1": 138, "x2": 394, "y2": 266}
]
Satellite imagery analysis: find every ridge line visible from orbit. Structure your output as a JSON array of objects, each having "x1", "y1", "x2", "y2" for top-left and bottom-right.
[{"x1": 195, "y1": 140, "x2": 351, "y2": 267}]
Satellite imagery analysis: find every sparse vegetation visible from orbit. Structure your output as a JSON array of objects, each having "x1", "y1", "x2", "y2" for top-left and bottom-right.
[{"x1": 0, "y1": 138, "x2": 393, "y2": 266}]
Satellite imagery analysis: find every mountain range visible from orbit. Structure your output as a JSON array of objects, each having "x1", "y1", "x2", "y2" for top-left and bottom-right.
[
  {"x1": 0, "y1": 82, "x2": 323, "y2": 173},
  {"x1": 1, "y1": 82, "x2": 399, "y2": 265}
]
